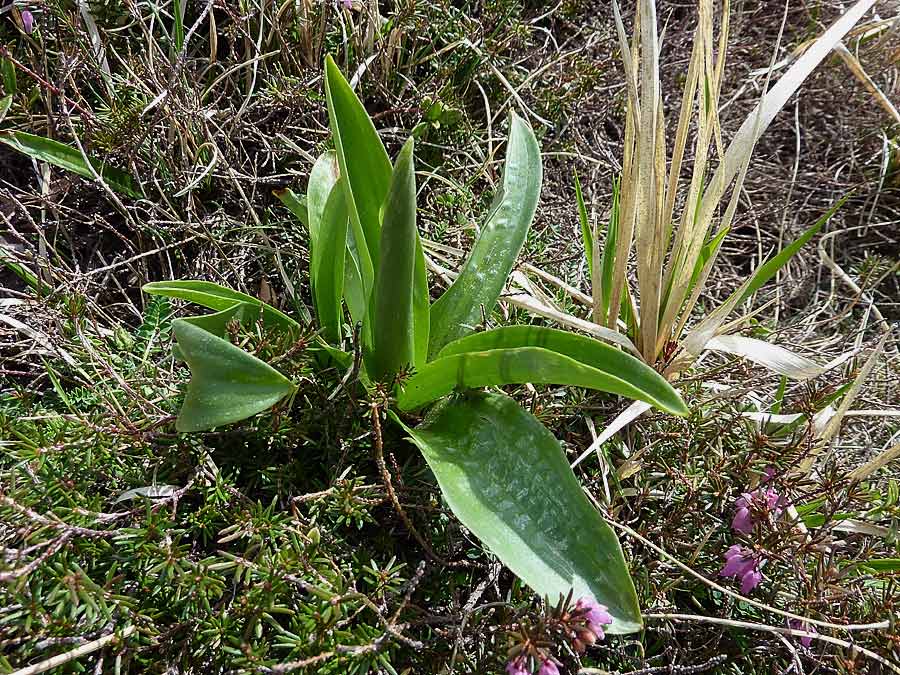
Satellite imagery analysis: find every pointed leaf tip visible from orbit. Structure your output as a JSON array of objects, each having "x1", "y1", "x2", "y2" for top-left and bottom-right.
[{"x1": 173, "y1": 320, "x2": 295, "y2": 432}]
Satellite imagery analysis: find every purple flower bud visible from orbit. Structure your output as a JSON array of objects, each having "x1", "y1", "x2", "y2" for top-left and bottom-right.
[
  {"x1": 720, "y1": 545, "x2": 764, "y2": 594},
  {"x1": 789, "y1": 619, "x2": 817, "y2": 647},
  {"x1": 538, "y1": 659, "x2": 560, "y2": 675},
  {"x1": 506, "y1": 656, "x2": 530, "y2": 675},
  {"x1": 740, "y1": 567, "x2": 762, "y2": 594},
  {"x1": 21, "y1": 9, "x2": 34, "y2": 34},
  {"x1": 574, "y1": 597, "x2": 613, "y2": 641},
  {"x1": 338, "y1": 0, "x2": 352, "y2": 8},
  {"x1": 731, "y1": 504, "x2": 753, "y2": 534},
  {"x1": 730, "y1": 487, "x2": 787, "y2": 534}
]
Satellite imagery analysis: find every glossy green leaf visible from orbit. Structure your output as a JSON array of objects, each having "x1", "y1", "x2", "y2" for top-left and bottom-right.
[
  {"x1": 434, "y1": 325, "x2": 685, "y2": 414},
  {"x1": 394, "y1": 392, "x2": 642, "y2": 633},
  {"x1": 324, "y1": 54, "x2": 388, "y2": 297},
  {"x1": 398, "y1": 329, "x2": 688, "y2": 414},
  {"x1": 307, "y1": 151, "x2": 341, "y2": 256},
  {"x1": 368, "y1": 138, "x2": 418, "y2": 381},
  {"x1": 0, "y1": 131, "x2": 142, "y2": 198},
  {"x1": 143, "y1": 280, "x2": 300, "y2": 333},
  {"x1": 179, "y1": 303, "x2": 249, "y2": 336},
  {"x1": 428, "y1": 112, "x2": 542, "y2": 357},
  {"x1": 173, "y1": 320, "x2": 295, "y2": 432},
  {"x1": 735, "y1": 195, "x2": 848, "y2": 306},
  {"x1": 343, "y1": 228, "x2": 368, "y2": 326},
  {"x1": 172, "y1": 303, "x2": 250, "y2": 361},
  {"x1": 314, "y1": 181, "x2": 349, "y2": 343}
]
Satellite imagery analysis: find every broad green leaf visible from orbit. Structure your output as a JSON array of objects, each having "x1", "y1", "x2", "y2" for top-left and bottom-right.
[
  {"x1": 397, "y1": 345, "x2": 675, "y2": 412},
  {"x1": 143, "y1": 280, "x2": 300, "y2": 333},
  {"x1": 307, "y1": 151, "x2": 341, "y2": 257},
  {"x1": 314, "y1": 181, "x2": 349, "y2": 343},
  {"x1": 324, "y1": 54, "x2": 388, "y2": 297},
  {"x1": 574, "y1": 170, "x2": 592, "y2": 275},
  {"x1": 173, "y1": 320, "x2": 295, "y2": 432},
  {"x1": 427, "y1": 325, "x2": 686, "y2": 415},
  {"x1": 179, "y1": 303, "x2": 249, "y2": 337},
  {"x1": 394, "y1": 393, "x2": 642, "y2": 633},
  {"x1": 172, "y1": 303, "x2": 251, "y2": 360},
  {"x1": 368, "y1": 138, "x2": 418, "y2": 381},
  {"x1": 736, "y1": 195, "x2": 847, "y2": 306},
  {"x1": 428, "y1": 112, "x2": 542, "y2": 357},
  {"x1": 343, "y1": 228, "x2": 368, "y2": 326},
  {"x1": 0, "y1": 131, "x2": 142, "y2": 198}
]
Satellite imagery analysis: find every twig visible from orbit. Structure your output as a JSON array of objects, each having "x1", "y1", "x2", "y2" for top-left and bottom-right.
[
  {"x1": 370, "y1": 402, "x2": 456, "y2": 568},
  {"x1": 580, "y1": 654, "x2": 728, "y2": 674},
  {"x1": 8, "y1": 626, "x2": 136, "y2": 675},
  {"x1": 643, "y1": 613, "x2": 900, "y2": 674}
]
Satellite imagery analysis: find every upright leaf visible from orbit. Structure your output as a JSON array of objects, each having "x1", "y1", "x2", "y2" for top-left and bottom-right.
[
  {"x1": 368, "y1": 138, "x2": 418, "y2": 381},
  {"x1": 323, "y1": 54, "x2": 390, "y2": 297},
  {"x1": 574, "y1": 170, "x2": 593, "y2": 275},
  {"x1": 0, "y1": 131, "x2": 142, "y2": 198},
  {"x1": 394, "y1": 393, "x2": 643, "y2": 633},
  {"x1": 412, "y1": 235, "x2": 430, "y2": 367},
  {"x1": 314, "y1": 181, "x2": 349, "y2": 343},
  {"x1": 428, "y1": 112, "x2": 542, "y2": 357},
  {"x1": 306, "y1": 151, "x2": 341, "y2": 257},
  {"x1": 173, "y1": 320, "x2": 296, "y2": 432}
]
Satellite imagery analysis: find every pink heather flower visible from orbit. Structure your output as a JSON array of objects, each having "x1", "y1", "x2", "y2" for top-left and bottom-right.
[
  {"x1": 789, "y1": 619, "x2": 817, "y2": 647},
  {"x1": 338, "y1": 0, "x2": 352, "y2": 8},
  {"x1": 574, "y1": 597, "x2": 613, "y2": 640},
  {"x1": 506, "y1": 657, "x2": 529, "y2": 675},
  {"x1": 720, "y1": 545, "x2": 763, "y2": 594},
  {"x1": 732, "y1": 488, "x2": 785, "y2": 534},
  {"x1": 538, "y1": 659, "x2": 560, "y2": 675},
  {"x1": 731, "y1": 497, "x2": 754, "y2": 534},
  {"x1": 21, "y1": 9, "x2": 34, "y2": 34}
]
